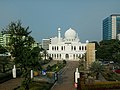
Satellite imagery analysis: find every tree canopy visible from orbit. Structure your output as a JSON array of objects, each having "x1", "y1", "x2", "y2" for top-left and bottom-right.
[
  {"x1": 3, "y1": 21, "x2": 41, "y2": 90},
  {"x1": 0, "y1": 45, "x2": 8, "y2": 54},
  {"x1": 90, "y1": 61, "x2": 105, "y2": 79},
  {"x1": 96, "y1": 39, "x2": 120, "y2": 64}
]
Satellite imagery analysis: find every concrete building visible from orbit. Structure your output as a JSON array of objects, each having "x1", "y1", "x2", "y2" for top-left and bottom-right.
[
  {"x1": 47, "y1": 28, "x2": 95, "y2": 67},
  {"x1": 103, "y1": 14, "x2": 120, "y2": 40},
  {"x1": 0, "y1": 33, "x2": 10, "y2": 47},
  {"x1": 86, "y1": 43, "x2": 95, "y2": 68},
  {"x1": 117, "y1": 34, "x2": 120, "y2": 40},
  {"x1": 3, "y1": 34, "x2": 10, "y2": 47},
  {"x1": 0, "y1": 32, "x2": 4, "y2": 46},
  {"x1": 42, "y1": 39, "x2": 50, "y2": 50}
]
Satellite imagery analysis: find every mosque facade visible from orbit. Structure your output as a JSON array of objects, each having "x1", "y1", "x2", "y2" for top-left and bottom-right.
[{"x1": 47, "y1": 28, "x2": 95, "y2": 64}]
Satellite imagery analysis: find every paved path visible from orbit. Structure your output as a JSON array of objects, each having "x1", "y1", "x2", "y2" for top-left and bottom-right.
[
  {"x1": 0, "y1": 78, "x2": 22, "y2": 90},
  {"x1": 51, "y1": 61, "x2": 79, "y2": 90}
]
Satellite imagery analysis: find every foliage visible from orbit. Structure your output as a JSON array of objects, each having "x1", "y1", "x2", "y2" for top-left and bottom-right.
[
  {"x1": 79, "y1": 54, "x2": 86, "y2": 70},
  {"x1": 102, "y1": 71, "x2": 120, "y2": 81},
  {"x1": 0, "y1": 72, "x2": 12, "y2": 83},
  {"x1": 16, "y1": 81, "x2": 53, "y2": 90},
  {"x1": 90, "y1": 61, "x2": 105, "y2": 79},
  {"x1": 3, "y1": 21, "x2": 41, "y2": 90},
  {"x1": 90, "y1": 41, "x2": 100, "y2": 50},
  {"x1": 46, "y1": 65, "x2": 51, "y2": 71},
  {"x1": 62, "y1": 60, "x2": 66, "y2": 65},
  {"x1": 0, "y1": 45, "x2": 8, "y2": 54},
  {"x1": 80, "y1": 81, "x2": 120, "y2": 90},
  {"x1": 46, "y1": 62, "x2": 65, "y2": 72},
  {"x1": 96, "y1": 39, "x2": 120, "y2": 63},
  {"x1": 0, "y1": 56, "x2": 10, "y2": 72}
]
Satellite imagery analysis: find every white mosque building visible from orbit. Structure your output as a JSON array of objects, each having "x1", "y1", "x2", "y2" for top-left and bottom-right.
[{"x1": 47, "y1": 28, "x2": 95, "y2": 62}]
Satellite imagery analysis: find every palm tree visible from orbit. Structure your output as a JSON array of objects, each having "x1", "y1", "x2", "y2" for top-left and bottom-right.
[
  {"x1": 79, "y1": 53, "x2": 86, "y2": 70},
  {"x1": 90, "y1": 61, "x2": 105, "y2": 80}
]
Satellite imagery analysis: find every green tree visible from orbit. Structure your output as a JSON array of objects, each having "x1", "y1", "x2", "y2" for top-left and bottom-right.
[
  {"x1": 90, "y1": 41, "x2": 100, "y2": 50},
  {"x1": 0, "y1": 45, "x2": 10, "y2": 72},
  {"x1": 79, "y1": 54, "x2": 86, "y2": 70},
  {"x1": 3, "y1": 21, "x2": 40, "y2": 90},
  {"x1": 0, "y1": 45, "x2": 8, "y2": 54},
  {"x1": 30, "y1": 47, "x2": 42, "y2": 70},
  {"x1": 96, "y1": 39, "x2": 120, "y2": 63},
  {"x1": 90, "y1": 61, "x2": 105, "y2": 80},
  {"x1": 0, "y1": 56, "x2": 10, "y2": 72}
]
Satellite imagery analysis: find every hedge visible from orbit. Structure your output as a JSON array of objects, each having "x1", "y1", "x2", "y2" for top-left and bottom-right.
[{"x1": 80, "y1": 81, "x2": 120, "y2": 90}]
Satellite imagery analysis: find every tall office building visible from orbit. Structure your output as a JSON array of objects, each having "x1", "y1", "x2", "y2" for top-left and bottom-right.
[{"x1": 103, "y1": 14, "x2": 120, "y2": 40}]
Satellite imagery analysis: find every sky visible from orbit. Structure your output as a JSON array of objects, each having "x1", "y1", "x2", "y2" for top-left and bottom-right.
[{"x1": 0, "y1": 0, "x2": 120, "y2": 42}]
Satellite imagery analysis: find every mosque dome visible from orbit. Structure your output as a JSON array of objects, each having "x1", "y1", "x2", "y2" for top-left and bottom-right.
[{"x1": 65, "y1": 28, "x2": 77, "y2": 40}]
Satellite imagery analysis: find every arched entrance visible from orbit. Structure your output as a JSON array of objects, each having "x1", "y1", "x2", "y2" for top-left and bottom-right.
[{"x1": 65, "y1": 54, "x2": 69, "y2": 59}]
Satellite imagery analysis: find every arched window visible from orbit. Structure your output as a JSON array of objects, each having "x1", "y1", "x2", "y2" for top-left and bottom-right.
[
  {"x1": 55, "y1": 46, "x2": 56, "y2": 50},
  {"x1": 61, "y1": 46, "x2": 63, "y2": 50},
  {"x1": 79, "y1": 46, "x2": 81, "y2": 50},
  {"x1": 60, "y1": 54, "x2": 61, "y2": 59},
  {"x1": 57, "y1": 54, "x2": 58, "y2": 59},
  {"x1": 76, "y1": 54, "x2": 78, "y2": 58},
  {"x1": 85, "y1": 46, "x2": 86, "y2": 50},
  {"x1": 73, "y1": 54, "x2": 75, "y2": 59},
  {"x1": 64, "y1": 46, "x2": 65, "y2": 50},
  {"x1": 57, "y1": 46, "x2": 58, "y2": 50},
  {"x1": 52, "y1": 46, "x2": 54, "y2": 50},
  {"x1": 65, "y1": 54, "x2": 69, "y2": 59},
  {"x1": 74, "y1": 46, "x2": 76, "y2": 50},
  {"x1": 55, "y1": 54, "x2": 56, "y2": 58},
  {"x1": 71, "y1": 46, "x2": 73, "y2": 50}
]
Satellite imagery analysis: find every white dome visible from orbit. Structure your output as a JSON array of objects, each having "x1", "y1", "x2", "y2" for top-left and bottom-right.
[{"x1": 65, "y1": 28, "x2": 76, "y2": 40}]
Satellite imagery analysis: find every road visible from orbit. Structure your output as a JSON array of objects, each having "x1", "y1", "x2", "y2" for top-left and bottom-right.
[{"x1": 51, "y1": 61, "x2": 79, "y2": 90}]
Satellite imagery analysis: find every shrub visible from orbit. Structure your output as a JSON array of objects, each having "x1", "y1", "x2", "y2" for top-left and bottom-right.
[
  {"x1": 63, "y1": 60, "x2": 66, "y2": 65},
  {"x1": 102, "y1": 71, "x2": 120, "y2": 81},
  {"x1": 15, "y1": 81, "x2": 53, "y2": 90},
  {"x1": 0, "y1": 72, "x2": 12, "y2": 83},
  {"x1": 80, "y1": 82, "x2": 120, "y2": 90},
  {"x1": 46, "y1": 65, "x2": 51, "y2": 71}
]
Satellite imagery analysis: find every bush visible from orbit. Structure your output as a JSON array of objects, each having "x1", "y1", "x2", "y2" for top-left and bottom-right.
[
  {"x1": 46, "y1": 62, "x2": 66, "y2": 72},
  {"x1": 80, "y1": 82, "x2": 120, "y2": 90},
  {"x1": 15, "y1": 81, "x2": 53, "y2": 90},
  {"x1": 46, "y1": 65, "x2": 51, "y2": 71},
  {"x1": 102, "y1": 71, "x2": 120, "y2": 81},
  {"x1": 63, "y1": 60, "x2": 66, "y2": 65},
  {"x1": 0, "y1": 72, "x2": 12, "y2": 83}
]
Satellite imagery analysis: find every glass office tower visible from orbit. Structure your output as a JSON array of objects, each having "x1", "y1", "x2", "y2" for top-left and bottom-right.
[{"x1": 103, "y1": 14, "x2": 120, "y2": 40}]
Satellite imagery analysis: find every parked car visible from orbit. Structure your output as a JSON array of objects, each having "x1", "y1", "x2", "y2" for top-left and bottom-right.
[{"x1": 114, "y1": 69, "x2": 120, "y2": 74}]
